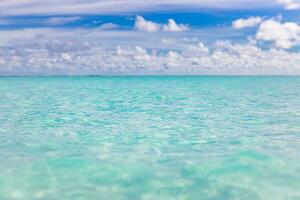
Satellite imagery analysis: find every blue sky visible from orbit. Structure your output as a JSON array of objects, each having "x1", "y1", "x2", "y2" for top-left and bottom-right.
[{"x1": 1, "y1": 0, "x2": 300, "y2": 75}]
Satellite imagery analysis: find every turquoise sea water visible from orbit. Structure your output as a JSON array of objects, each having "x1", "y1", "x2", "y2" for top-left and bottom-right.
[{"x1": 0, "y1": 76, "x2": 300, "y2": 200}]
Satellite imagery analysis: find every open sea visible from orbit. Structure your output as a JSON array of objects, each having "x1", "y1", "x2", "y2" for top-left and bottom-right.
[{"x1": 0, "y1": 76, "x2": 299, "y2": 200}]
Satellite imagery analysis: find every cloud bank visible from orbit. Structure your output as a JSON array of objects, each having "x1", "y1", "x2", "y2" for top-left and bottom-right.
[{"x1": 0, "y1": 32, "x2": 300, "y2": 75}]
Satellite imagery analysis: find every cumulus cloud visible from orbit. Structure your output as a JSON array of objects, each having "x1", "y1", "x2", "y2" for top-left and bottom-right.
[
  {"x1": 135, "y1": 16, "x2": 189, "y2": 32},
  {"x1": 277, "y1": 0, "x2": 300, "y2": 10},
  {"x1": 163, "y1": 19, "x2": 189, "y2": 32},
  {"x1": 0, "y1": 36, "x2": 300, "y2": 75},
  {"x1": 0, "y1": 25, "x2": 300, "y2": 75},
  {"x1": 256, "y1": 19, "x2": 300, "y2": 49},
  {"x1": 232, "y1": 17, "x2": 263, "y2": 29},
  {"x1": 134, "y1": 16, "x2": 161, "y2": 32}
]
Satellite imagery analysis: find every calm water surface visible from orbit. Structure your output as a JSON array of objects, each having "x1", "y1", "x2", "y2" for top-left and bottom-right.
[{"x1": 0, "y1": 76, "x2": 299, "y2": 200}]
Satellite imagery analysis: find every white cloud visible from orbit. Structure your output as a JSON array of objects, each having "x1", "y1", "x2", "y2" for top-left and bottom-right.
[
  {"x1": 0, "y1": 26, "x2": 300, "y2": 75},
  {"x1": 0, "y1": 16, "x2": 81, "y2": 27},
  {"x1": 61, "y1": 53, "x2": 72, "y2": 62},
  {"x1": 134, "y1": 16, "x2": 161, "y2": 32},
  {"x1": 0, "y1": 28, "x2": 59, "y2": 44},
  {"x1": 0, "y1": 0, "x2": 276, "y2": 16},
  {"x1": 232, "y1": 17, "x2": 263, "y2": 29},
  {"x1": 46, "y1": 16, "x2": 81, "y2": 25},
  {"x1": 0, "y1": 33, "x2": 300, "y2": 75},
  {"x1": 277, "y1": 0, "x2": 300, "y2": 10},
  {"x1": 163, "y1": 19, "x2": 189, "y2": 32},
  {"x1": 256, "y1": 19, "x2": 300, "y2": 49},
  {"x1": 98, "y1": 23, "x2": 119, "y2": 30},
  {"x1": 135, "y1": 16, "x2": 189, "y2": 32}
]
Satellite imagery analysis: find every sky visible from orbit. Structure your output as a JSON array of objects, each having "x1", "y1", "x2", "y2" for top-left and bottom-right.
[{"x1": 1, "y1": 0, "x2": 300, "y2": 75}]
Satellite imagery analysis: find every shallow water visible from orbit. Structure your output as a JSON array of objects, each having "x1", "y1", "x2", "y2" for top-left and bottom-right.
[{"x1": 0, "y1": 76, "x2": 299, "y2": 200}]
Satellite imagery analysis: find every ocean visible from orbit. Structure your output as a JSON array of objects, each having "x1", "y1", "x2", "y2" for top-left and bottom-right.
[{"x1": 0, "y1": 76, "x2": 299, "y2": 200}]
